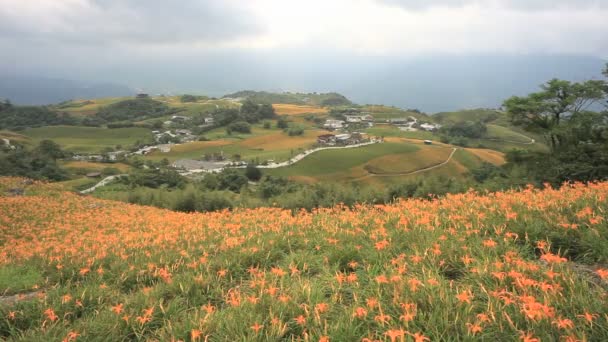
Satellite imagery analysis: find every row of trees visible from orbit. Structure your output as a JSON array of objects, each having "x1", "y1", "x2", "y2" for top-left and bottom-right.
[{"x1": 0, "y1": 101, "x2": 77, "y2": 130}]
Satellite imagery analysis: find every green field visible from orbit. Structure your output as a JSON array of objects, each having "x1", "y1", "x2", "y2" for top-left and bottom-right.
[
  {"x1": 485, "y1": 124, "x2": 535, "y2": 143},
  {"x1": 433, "y1": 109, "x2": 504, "y2": 124},
  {"x1": 145, "y1": 125, "x2": 329, "y2": 163},
  {"x1": 22, "y1": 126, "x2": 154, "y2": 153},
  {"x1": 360, "y1": 105, "x2": 432, "y2": 121},
  {"x1": 55, "y1": 96, "x2": 239, "y2": 119},
  {"x1": 0, "y1": 131, "x2": 31, "y2": 145},
  {"x1": 267, "y1": 142, "x2": 420, "y2": 179},
  {"x1": 364, "y1": 125, "x2": 435, "y2": 140}
]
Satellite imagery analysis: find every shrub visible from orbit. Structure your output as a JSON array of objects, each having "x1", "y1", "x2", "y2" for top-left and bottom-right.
[
  {"x1": 227, "y1": 121, "x2": 251, "y2": 134},
  {"x1": 288, "y1": 126, "x2": 304, "y2": 136},
  {"x1": 245, "y1": 165, "x2": 262, "y2": 181}
]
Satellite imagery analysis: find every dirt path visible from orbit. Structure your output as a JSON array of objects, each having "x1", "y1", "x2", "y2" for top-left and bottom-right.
[
  {"x1": 352, "y1": 148, "x2": 458, "y2": 181},
  {"x1": 0, "y1": 291, "x2": 43, "y2": 306}
]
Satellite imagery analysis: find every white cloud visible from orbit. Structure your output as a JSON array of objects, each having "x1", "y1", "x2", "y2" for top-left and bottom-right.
[
  {"x1": 0, "y1": 0, "x2": 606, "y2": 59},
  {"x1": 0, "y1": 0, "x2": 260, "y2": 45},
  {"x1": 244, "y1": 0, "x2": 608, "y2": 57}
]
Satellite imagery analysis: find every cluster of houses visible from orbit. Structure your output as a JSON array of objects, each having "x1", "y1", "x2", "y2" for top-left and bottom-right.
[
  {"x1": 151, "y1": 128, "x2": 197, "y2": 143},
  {"x1": 389, "y1": 116, "x2": 442, "y2": 132},
  {"x1": 322, "y1": 114, "x2": 374, "y2": 131},
  {"x1": 171, "y1": 159, "x2": 248, "y2": 174},
  {"x1": 316, "y1": 132, "x2": 367, "y2": 146},
  {"x1": 72, "y1": 151, "x2": 127, "y2": 162},
  {"x1": 163, "y1": 115, "x2": 214, "y2": 128}
]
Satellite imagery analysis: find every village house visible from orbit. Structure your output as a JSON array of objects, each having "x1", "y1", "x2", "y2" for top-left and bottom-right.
[
  {"x1": 323, "y1": 119, "x2": 345, "y2": 130},
  {"x1": 335, "y1": 133, "x2": 351, "y2": 144},
  {"x1": 389, "y1": 118, "x2": 410, "y2": 125},
  {"x1": 345, "y1": 114, "x2": 374, "y2": 123},
  {"x1": 175, "y1": 129, "x2": 192, "y2": 136},
  {"x1": 171, "y1": 115, "x2": 190, "y2": 122},
  {"x1": 345, "y1": 115, "x2": 362, "y2": 123},
  {"x1": 172, "y1": 159, "x2": 227, "y2": 172},
  {"x1": 203, "y1": 117, "x2": 214, "y2": 124},
  {"x1": 420, "y1": 123, "x2": 442, "y2": 131},
  {"x1": 317, "y1": 134, "x2": 336, "y2": 145},
  {"x1": 107, "y1": 151, "x2": 127, "y2": 161}
]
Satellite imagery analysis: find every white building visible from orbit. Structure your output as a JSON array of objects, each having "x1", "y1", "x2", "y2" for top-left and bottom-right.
[
  {"x1": 335, "y1": 133, "x2": 351, "y2": 142},
  {"x1": 420, "y1": 123, "x2": 442, "y2": 131},
  {"x1": 323, "y1": 119, "x2": 345, "y2": 130}
]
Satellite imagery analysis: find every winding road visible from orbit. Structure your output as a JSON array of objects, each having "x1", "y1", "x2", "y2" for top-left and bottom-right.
[
  {"x1": 351, "y1": 147, "x2": 458, "y2": 182},
  {"x1": 80, "y1": 175, "x2": 126, "y2": 194}
]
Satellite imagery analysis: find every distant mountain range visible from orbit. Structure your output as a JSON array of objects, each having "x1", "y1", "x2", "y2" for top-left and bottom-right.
[
  {"x1": 2, "y1": 55, "x2": 606, "y2": 112},
  {"x1": 0, "y1": 75, "x2": 133, "y2": 105}
]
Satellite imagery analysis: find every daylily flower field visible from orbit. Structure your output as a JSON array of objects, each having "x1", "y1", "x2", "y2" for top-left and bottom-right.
[{"x1": 1, "y1": 177, "x2": 607, "y2": 341}]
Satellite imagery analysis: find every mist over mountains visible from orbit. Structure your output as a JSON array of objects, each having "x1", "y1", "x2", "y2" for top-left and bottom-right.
[
  {"x1": 0, "y1": 75, "x2": 133, "y2": 106},
  {"x1": 2, "y1": 55, "x2": 605, "y2": 112}
]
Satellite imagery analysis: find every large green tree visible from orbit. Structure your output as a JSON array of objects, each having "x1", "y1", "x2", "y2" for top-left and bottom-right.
[{"x1": 503, "y1": 78, "x2": 606, "y2": 150}]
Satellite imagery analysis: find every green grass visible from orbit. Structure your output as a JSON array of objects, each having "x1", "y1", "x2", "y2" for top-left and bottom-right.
[
  {"x1": 360, "y1": 105, "x2": 432, "y2": 121},
  {"x1": 485, "y1": 124, "x2": 535, "y2": 143},
  {"x1": 365, "y1": 125, "x2": 435, "y2": 140},
  {"x1": 22, "y1": 126, "x2": 154, "y2": 153},
  {"x1": 2, "y1": 180, "x2": 608, "y2": 341},
  {"x1": 433, "y1": 109, "x2": 504, "y2": 124},
  {"x1": 0, "y1": 266, "x2": 43, "y2": 295},
  {"x1": 452, "y1": 149, "x2": 483, "y2": 170},
  {"x1": 268, "y1": 142, "x2": 420, "y2": 178},
  {"x1": 54, "y1": 97, "x2": 132, "y2": 116}
]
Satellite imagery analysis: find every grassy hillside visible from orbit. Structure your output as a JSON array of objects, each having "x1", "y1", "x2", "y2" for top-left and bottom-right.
[
  {"x1": 266, "y1": 142, "x2": 452, "y2": 182},
  {"x1": 0, "y1": 131, "x2": 31, "y2": 145},
  {"x1": 22, "y1": 126, "x2": 153, "y2": 153},
  {"x1": 360, "y1": 105, "x2": 432, "y2": 121},
  {"x1": 433, "y1": 109, "x2": 505, "y2": 125},
  {"x1": 54, "y1": 96, "x2": 239, "y2": 119},
  {"x1": 223, "y1": 91, "x2": 351, "y2": 106},
  {"x1": 273, "y1": 104, "x2": 328, "y2": 116},
  {"x1": 145, "y1": 126, "x2": 330, "y2": 163},
  {"x1": 1, "y1": 178, "x2": 607, "y2": 341}
]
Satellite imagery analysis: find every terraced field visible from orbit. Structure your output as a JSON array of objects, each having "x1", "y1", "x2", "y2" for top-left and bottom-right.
[
  {"x1": 267, "y1": 142, "x2": 428, "y2": 182},
  {"x1": 22, "y1": 126, "x2": 154, "y2": 153},
  {"x1": 145, "y1": 128, "x2": 331, "y2": 163},
  {"x1": 273, "y1": 104, "x2": 328, "y2": 116}
]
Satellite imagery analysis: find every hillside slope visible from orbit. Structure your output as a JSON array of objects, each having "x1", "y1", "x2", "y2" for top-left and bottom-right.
[{"x1": 1, "y1": 178, "x2": 607, "y2": 341}]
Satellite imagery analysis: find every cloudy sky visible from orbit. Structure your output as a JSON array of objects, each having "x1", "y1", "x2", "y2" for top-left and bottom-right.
[{"x1": 1, "y1": 0, "x2": 607, "y2": 109}]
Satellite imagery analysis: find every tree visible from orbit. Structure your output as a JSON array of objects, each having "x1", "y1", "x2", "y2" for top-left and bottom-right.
[
  {"x1": 288, "y1": 126, "x2": 304, "y2": 136},
  {"x1": 442, "y1": 121, "x2": 487, "y2": 139},
  {"x1": 213, "y1": 108, "x2": 239, "y2": 126},
  {"x1": 245, "y1": 164, "x2": 262, "y2": 181},
  {"x1": 227, "y1": 121, "x2": 251, "y2": 134},
  {"x1": 180, "y1": 94, "x2": 197, "y2": 103},
  {"x1": 217, "y1": 169, "x2": 248, "y2": 192},
  {"x1": 35, "y1": 140, "x2": 64, "y2": 160},
  {"x1": 277, "y1": 117, "x2": 289, "y2": 129},
  {"x1": 258, "y1": 104, "x2": 276, "y2": 119},
  {"x1": 503, "y1": 78, "x2": 606, "y2": 151}
]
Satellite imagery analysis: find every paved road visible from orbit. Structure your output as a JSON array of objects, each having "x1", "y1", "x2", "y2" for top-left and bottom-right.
[{"x1": 80, "y1": 174, "x2": 126, "y2": 194}]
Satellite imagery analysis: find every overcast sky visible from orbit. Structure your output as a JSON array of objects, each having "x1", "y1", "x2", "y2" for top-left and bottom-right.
[{"x1": 1, "y1": 0, "x2": 607, "y2": 108}]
